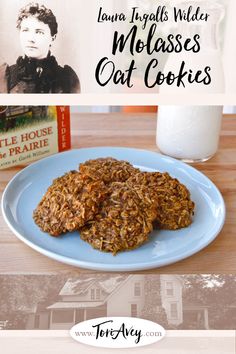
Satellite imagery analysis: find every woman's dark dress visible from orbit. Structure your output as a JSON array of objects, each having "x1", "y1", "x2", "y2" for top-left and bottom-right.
[{"x1": 0, "y1": 54, "x2": 80, "y2": 93}]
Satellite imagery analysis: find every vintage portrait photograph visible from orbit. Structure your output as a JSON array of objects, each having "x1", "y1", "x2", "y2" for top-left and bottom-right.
[{"x1": 0, "y1": 0, "x2": 81, "y2": 93}]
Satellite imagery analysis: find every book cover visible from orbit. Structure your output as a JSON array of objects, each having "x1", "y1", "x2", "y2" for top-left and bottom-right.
[{"x1": 0, "y1": 106, "x2": 71, "y2": 169}]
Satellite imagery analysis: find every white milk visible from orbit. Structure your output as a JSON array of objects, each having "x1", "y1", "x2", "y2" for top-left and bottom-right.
[{"x1": 156, "y1": 106, "x2": 223, "y2": 162}]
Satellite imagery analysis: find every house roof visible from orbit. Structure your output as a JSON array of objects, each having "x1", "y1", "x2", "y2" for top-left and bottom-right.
[
  {"x1": 105, "y1": 275, "x2": 134, "y2": 302},
  {"x1": 59, "y1": 278, "x2": 95, "y2": 295},
  {"x1": 99, "y1": 277, "x2": 126, "y2": 293},
  {"x1": 59, "y1": 276, "x2": 126, "y2": 296},
  {"x1": 47, "y1": 301, "x2": 104, "y2": 309},
  {"x1": 183, "y1": 296, "x2": 211, "y2": 307},
  {"x1": 183, "y1": 303, "x2": 210, "y2": 310}
]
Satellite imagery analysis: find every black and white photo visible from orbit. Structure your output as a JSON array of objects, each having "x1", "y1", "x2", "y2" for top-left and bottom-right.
[{"x1": 0, "y1": 1, "x2": 80, "y2": 93}]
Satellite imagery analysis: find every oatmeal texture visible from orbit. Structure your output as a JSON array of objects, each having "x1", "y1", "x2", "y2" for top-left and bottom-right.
[
  {"x1": 79, "y1": 157, "x2": 139, "y2": 184},
  {"x1": 33, "y1": 171, "x2": 107, "y2": 236},
  {"x1": 80, "y1": 182, "x2": 158, "y2": 255},
  {"x1": 33, "y1": 158, "x2": 195, "y2": 253},
  {"x1": 127, "y1": 172, "x2": 195, "y2": 230}
]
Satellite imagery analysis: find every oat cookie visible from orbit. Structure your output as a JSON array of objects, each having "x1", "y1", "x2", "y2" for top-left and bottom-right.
[
  {"x1": 79, "y1": 157, "x2": 139, "y2": 184},
  {"x1": 80, "y1": 182, "x2": 158, "y2": 254},
  {"x1": 127, "y1": 172, "x2": 195, "y2": 230},
  {"x1": 33, "y1": 171, "x2": 107, "y2": 236}
]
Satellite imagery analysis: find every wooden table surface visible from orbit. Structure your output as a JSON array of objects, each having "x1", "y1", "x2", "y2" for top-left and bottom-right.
[{"x1": 0, "y1": 113, "x2": 235, "y2": 274}]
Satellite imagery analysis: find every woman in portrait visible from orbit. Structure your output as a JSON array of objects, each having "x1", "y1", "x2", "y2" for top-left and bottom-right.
[{"x1": 0, "y1": 2, "x2": 80, "y2": 93}]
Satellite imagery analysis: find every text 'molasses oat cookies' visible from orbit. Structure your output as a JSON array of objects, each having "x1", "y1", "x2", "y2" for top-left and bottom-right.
[{"x1": 33, "y1": 157, "x2": 195, "y2": 255}]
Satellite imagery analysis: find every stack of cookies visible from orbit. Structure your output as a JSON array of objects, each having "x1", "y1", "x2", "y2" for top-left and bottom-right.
[{"x1": 33, "y1": 157, "x2": 195, "y2": 254}]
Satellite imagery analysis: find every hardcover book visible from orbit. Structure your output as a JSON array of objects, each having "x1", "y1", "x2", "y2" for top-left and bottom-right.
[{"x1": 0, "y1": 106, "x2": 71, "y2": 169}]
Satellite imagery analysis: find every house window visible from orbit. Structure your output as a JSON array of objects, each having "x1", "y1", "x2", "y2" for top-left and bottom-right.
[
  {"x1": 96, "y1": 289, "x2": 101, "y2": 300},
  {"x1": 131, "y1": 304, "x2": 138, "y2": 317},
  {"x1": 170, "y1": 303, "x2": 178, "y2": 319},
  {"x1": 134, "y1": 282, "x2": 141, "y2": 297},
  {"x1": 166, "y1": 282, "x2": 174, "y2": 296},
  {"x1": 52, "y1": 310, "x2": 74, "y2": 323},
  {"x1": 91, "y1": 289, "x2": 95, "y2": 300}
]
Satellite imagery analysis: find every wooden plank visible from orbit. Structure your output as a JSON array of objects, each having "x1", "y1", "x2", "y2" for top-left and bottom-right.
[{"x1": 0, "y1": 113, "x2": 236, "y2": 273}]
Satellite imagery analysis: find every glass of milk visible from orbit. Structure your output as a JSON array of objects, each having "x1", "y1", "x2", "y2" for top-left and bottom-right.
[{"x1": 156, "y1": 106, "x2": 223, "y2": 162}]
